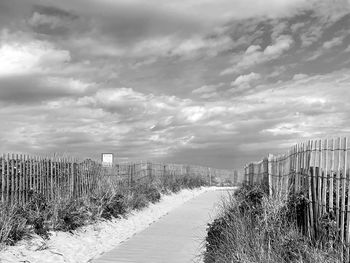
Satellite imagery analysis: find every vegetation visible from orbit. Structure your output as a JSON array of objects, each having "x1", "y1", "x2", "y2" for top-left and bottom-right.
[
  {"x1": 0, "y1": 172, "x2": 207, "y2": 247},
  {"x1": 204, "y1": 183, "x2": 342, "y2": 263}
]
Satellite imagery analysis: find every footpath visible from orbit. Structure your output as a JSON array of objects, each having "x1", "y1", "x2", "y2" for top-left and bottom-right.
[{"x1": 91, "y1": 188, "x2": 233, "y2": 263}]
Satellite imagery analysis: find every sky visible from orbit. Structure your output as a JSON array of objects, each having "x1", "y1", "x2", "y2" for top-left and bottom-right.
[{"x1": 0, "y1": 0, "x2": 350, "y2": 170}]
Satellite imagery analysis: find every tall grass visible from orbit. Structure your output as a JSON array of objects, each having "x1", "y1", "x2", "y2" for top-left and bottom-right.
[
  {"x1": 0, "y1": 172, "x2": 207, "y2": 247},
  {"x1": 204, "y1": 184, "x2": 342, "y2": 263}
]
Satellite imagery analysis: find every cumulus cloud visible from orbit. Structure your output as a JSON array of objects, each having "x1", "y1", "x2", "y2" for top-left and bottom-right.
[
  {"x1": 0, "y1": 31, "x2": 70, "y2": 76},
  {"x1": 231, "y1": 72, "x2": 261, "y2": 86},
  {"x1": 307, "y1": 34, "x2": 347, "y2": 61},
  {"x1": 292, "y1": 73, "x2": 308, "y2": 80},
  {"x1": 192, "y1": 83, "x2": 225, "y2": 94},
  {"x1": 323, "y1": 36, "x2": 345, "y2": 49},
  {"x1": 221, "y1": 35, "x2": 294, "y2": 75}
]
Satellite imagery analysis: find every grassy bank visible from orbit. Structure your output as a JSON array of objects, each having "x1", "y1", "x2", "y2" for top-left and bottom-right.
[
  {"x1": 204, "y1": 184, "x2": 342, "y2": 263},
  {"x1": 0, "y1": 173, "x2": 207, "y2": 247}
]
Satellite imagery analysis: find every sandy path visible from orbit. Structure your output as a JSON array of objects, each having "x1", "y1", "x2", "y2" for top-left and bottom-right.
[{"x1": 91, "y1": 188, "x2": 234, "y2": 263}]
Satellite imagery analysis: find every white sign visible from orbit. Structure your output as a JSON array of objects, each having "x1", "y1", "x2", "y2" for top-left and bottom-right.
[{"x1": 102, "y1": 153, "x2": 114, "y2": 167}]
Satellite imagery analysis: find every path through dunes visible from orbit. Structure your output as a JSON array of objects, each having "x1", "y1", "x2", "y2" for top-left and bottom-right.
[{"x1": 91, "y1": 188, "x2": 233, "y2": 263}]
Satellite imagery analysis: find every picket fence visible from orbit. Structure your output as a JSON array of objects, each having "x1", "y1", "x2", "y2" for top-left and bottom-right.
[
  {"x1": 0, "y1": 153, "x2": 235, "y2": 205},
  {"x1": 244, "y1": 137, "x2": 350, "y2": 260}
]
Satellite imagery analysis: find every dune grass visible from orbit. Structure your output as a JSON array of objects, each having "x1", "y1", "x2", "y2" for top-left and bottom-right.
[{"x1": 204, "y1": 184, "x2": 342, "y2": 263}]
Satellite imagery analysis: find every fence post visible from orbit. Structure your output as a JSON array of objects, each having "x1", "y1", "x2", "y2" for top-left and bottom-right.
[
  {"x1": 268, "y1": 154, "x2": 273, "y2": 197},
  {"x1": 208, "y1": 167, "x2": 212, "y2": 186},
  {"x1": 1, "y1": 154, "x2": 4, "y2": 203}
]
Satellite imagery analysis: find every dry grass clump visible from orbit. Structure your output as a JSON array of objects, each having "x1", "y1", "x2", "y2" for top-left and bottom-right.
[
  {"x1": 204, "y1": 184, "x2": 341, "y2": 263},
  {"x1": 0, "y1": 204, "x2": 28, "y2": 246}
]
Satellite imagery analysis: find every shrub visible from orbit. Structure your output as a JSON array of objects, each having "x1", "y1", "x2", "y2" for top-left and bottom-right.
[
  {"x1": 0, "y1": 204, "x2": 29, "y2": 246},
  {"x1": 235, "y1": 183, "x2": 266, "y2": 219},
  {"x1": 24, "y1": 191, "x2": 51, "y2": 239},
  {"x1": 100, "y1": 194, "x2": 127, "y2": 220},
  {"x1": 53, "y1": 200, "x2": 90, "y2": 231},
  {"x1": 126, "y1": 192, "x2": 149, "y2": 210},
  {"x1": 127, "y1": 183, "x2": 161, "y2": 209},
  {"x1": 144, "y1": 186, "x2": 161, "y2": 203}
]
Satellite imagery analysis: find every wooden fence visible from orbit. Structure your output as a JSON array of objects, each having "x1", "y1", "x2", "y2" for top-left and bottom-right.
[
  {"x1": 244, "y1": 137, "x2": 350, "y2": 260},
  {"x1": 0, "y1": 153, "x2": 235, "y2": 205}
]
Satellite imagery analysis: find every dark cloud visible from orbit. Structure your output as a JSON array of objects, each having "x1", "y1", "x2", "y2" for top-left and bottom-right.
[
  {"x1": 0, "y1": 75, "x2": 89, "y2": 104},
  {"x1": 28, "y1": 5, "x2": 79, "y2": 36}
]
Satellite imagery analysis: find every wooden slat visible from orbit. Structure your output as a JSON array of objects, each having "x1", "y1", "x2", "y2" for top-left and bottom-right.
[
  {"x1": 56, "y1": 158, "x2": 60, "y2": 198},
  {"x1": 302, "y1": 142, "x2": 308, "y2": 236},
  {"x1": 320, "y1": 140, "x2": 326, "y2": 215},
  {"x1": 23, "y1": 154, "x2": 26, "y2": 204},
  {"x1": 57, "y1": 158, "x2": 61, "y2": 198},
  {"x1": 323, "y1": 139, "x2": 328, "y2": 215},
  {"x1": 15, "y1": 154, "x2": 18, "y2": 204},
  {"x1": 50, "y1": 157, "x2": 54, "y2": 200},
  {"x1": 19, "y1": 154, "x2": 23, "y2": 205},
  {"x1": 21, "y1": 154, "x2": 26, "y2": 204},
  {"x1": 29, "y1": 156, "x2": 33, "y2": 195},
  {"x1": 299, "y1": 143, "x2": 303, "y2": 192},
  {"x1": 34, "y1": 156, "x2": 38, "y2": 193},
  {"x1": 10, "y1": 154, "x2": 14, "y2": 205},
  {"x1": 312, "y1": 140, "x2": 318, "y2": 239},
  {"x1": 302, "y1": 142, "x2": 306, "y2": 192},
  {"x1": 316, "y1": 140, "x2": 321, "y2": 218},
  {"x1": 344, "y1": 137, "x2": 349, "y2": 261},
  {"x1": 329, "y1": 139, "x2": 335, "y2": 212},
  {"x1": 307, "y1": 140, "x2": 314, "y2": 239},
  {"x1": 1, "y1": 154, "x2": 4, "y2": 202},
  {"x1": 336, "y1": 137, "x2": 341, "y2": 242},
  {"x1": 70, "y1": 158, "x2": 74, "y2": 198},
  {"x1": 277, "y1": 157, "x2": 280, "y2": 196},
  {"x1": 340, "y1": 137, "x2": 346, "y2": 244},
  {"x1": 6, "y1": 154, "x2": 10, "y2": 203},
  {"x1": 46, "y1": 157, "x2": 49, "y2": 198},
  {"x1": 40, "y1": 157, "x2": 43, "y2": 194},
  {"x1": 294, "y1": 145, "x2": 299, "y2": 192}
]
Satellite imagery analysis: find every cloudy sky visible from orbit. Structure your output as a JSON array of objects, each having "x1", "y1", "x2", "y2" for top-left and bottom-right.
[{"x1": 0, "y1": 0, "x2": 350, "y2": 169}]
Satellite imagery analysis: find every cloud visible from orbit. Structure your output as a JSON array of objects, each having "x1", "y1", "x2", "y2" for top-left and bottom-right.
[
  {"x1": 306, "y1": 35, "x2": 347, "y2": 61},
  {"x1": 0, "y1": 31, "x2": 70, "y2": 76},
  {"x1": 264, "y1": 35, "x2": 294, "y2": 56},
  {"x1": 0, "y1": 76, "x2": 94, "y2": 104},
  {"x1": 345, "y1": 45, "x2": 350, "y2": 52},
  {"x1": 221, "y1": 35, "x2": 294, "y2": 75},
  {"x1": 192, "y1": 83, "x2": 225, "y2": 94},
  {"x1": 299, "y1": 23, "x2": 324, "y2": 47},
  {"x1": 322, "y1": 36, "x2": 345, "y2": 49},
  {"x1": 292, "y1": 73, "x2": 308, "y2": 80},
  {"x1": 27, "y1": 5, "x2": 78, "y2": 35},
  {"x1": 231, "y1": 72, "x2": 261, "y2": 86}
]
